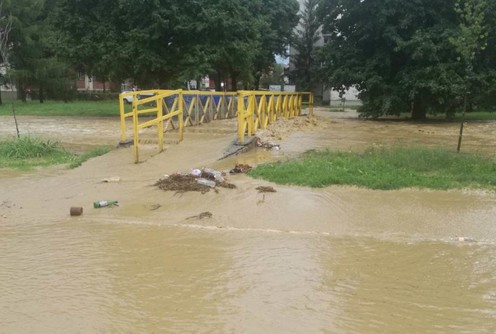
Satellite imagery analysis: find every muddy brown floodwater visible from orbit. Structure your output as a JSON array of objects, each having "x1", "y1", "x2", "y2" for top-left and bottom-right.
[{"x1": 1, "y1": 110, "x2": 496, "y2": 333}]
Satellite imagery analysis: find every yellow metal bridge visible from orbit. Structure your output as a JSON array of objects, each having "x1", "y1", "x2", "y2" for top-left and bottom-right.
[{"x1": 119, "y1": 90, "x2": 313, "y2": 162}]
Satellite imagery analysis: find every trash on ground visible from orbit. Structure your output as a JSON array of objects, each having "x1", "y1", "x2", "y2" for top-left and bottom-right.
[
  {"x1": 256, "y1": 186, "x2": 277, "y2": 193},
  {"x1": 453, "y1": 236, "x2": 477, "y2": 243},
  {"x1": 256, "y1": 138, "x2": 280, "y2": 150},
  {"x1": 218, "y1": 181, "x2": 236, "y2": 189},
  {"x1": 201, "y1": 168, "x2": 224, "y2": 182},
  {"x1": 229, "y1": 164, "x2": 252, "y2": 174},
  {"x1": 93, "y1": 200, "x2": 119, "y2": 208},
  {"x1": 191, "y1": 168, "x2": 225, "y2": 182},
  {"x1": 186, "y1": 211, "x2": 213, "y2": 220},
  {"x1": 70, "y1": 206, "x2": 83, "y2": 216},
  {"x1": 101, "y1": 176, "x2": 121, "y2": 183},
  {"x1": 197, "y1": 178, "x2": 216, "y2": 188},
  {"x1": 155, "y1": 172, "x2": 235, "y2": 193},
  {"x1": 149, "y1": 204, "x2": 161, "y2": 211}
]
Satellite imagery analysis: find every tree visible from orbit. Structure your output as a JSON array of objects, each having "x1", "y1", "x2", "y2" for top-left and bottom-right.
[
  {"x1": 54, "y1": 0, "x2": 300, "y2": 91},
  {"x1": 449, "y1": 0, "x2": 488, "y2": 151},
  {"x1": 245, "y1": 0, "x2": 299, "y2": 89},
  {"x1": 5, "y1": 0, "x2": 73, "y2": 103},
  {"x1": 291, "y1": 0, "x2": 321, "y2": 92},
  {"x1": 0, "y1": 3, "x2": 12, "y2": 105},
  {"x1": 55, "y1": 0, "x2": 125, "y2": 88},
  {"x1": 318, "y1": 0, "x2": 471, "y2": 119},
  {"x1": 200, "y1": 0, "x2": 260, "y2": 90},
  {"x1": 259, "y1": 62, "x2": 285, "y2": 88}
]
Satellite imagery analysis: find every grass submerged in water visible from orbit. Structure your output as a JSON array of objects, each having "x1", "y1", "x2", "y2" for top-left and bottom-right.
[
  {"x1": 0, "y1": 137, "x2": 110, "y2": 170},
  {"x1": 248, "y1": 146, "x2": 496, "y2": 190}
]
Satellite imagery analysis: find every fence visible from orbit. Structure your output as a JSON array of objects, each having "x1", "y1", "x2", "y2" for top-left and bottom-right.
[
  {"x1": 119, "y1": 90, "x2": 313, "y2": 162},
  {"x1": 237, "y1": 91, "x2": 313, "y2": 144}
]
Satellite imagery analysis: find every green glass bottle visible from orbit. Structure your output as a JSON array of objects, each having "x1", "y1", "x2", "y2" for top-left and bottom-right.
[{"x1": 93, "y1": 200, "x2": 119, "y2": 208}]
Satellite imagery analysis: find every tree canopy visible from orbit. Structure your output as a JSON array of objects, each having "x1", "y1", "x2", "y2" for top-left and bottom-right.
[
  {"x1": 318, "y1": 0, "x2": 496, "y2": 119},
  {"x1": 0, "y1": 0, "x2": 300, "y2": 100},
  {"x1": 291, "y1": 0, "x2": 322, "y2": 92}
]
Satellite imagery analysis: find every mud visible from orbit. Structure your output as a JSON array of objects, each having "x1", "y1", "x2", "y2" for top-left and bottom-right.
[{"x1": 1, "y1": 110, "x2": 496, "y2": 333}]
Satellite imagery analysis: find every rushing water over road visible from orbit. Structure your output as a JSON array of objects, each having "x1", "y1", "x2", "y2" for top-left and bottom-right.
[{"x1": 1, "y1": 111, "x2": 495, "y2": 333}]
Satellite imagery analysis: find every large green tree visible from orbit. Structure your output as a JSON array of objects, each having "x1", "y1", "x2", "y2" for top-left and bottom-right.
[
  {"x1": 0, "y1": 3, "x2": 13, "y2": 105},
  {"x1": 245, "y1": 0, "x2": 299, "y2": 89},
  {"x1": 6, "y1": 0, "x2": 73, "y2": 102},
  {"x1": 201, "y1": 0, "x2": 260, "y2": 90},
  {"x1": 54, "y1": 0, "x2": 119, "y2": 88},
  {"x1": 7, "y1": 0, "x2": 300, "y2": 95},
  {"x1": 318, "y1": 0, "x2": 495, "y2": 119},
  {"x1": 291, "y1": 0, "x2": 321, "y2": 92}
]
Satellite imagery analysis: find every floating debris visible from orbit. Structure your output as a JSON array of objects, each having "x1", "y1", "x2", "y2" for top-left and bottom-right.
[
  {"x1": 155, "y1": 173, "x2": 235, "y2": 193},
  {"x1": 149, "y1": 204, "x2": 161, "y2": 211},
  {"x1": 453, "y1": 236, "x2": 477, "y2": 243},
  {"x1": 218, "y1": 181, "x2": 237, "y2": 189},
  {"x1": 186, "y1": 211, "x2": 213, "y2": 220},
  {"x1": 101, "y1": 176, "x2": 121, "y2": 183},
  {"x1": 155, "y1": 174, "x2": 211, "y2": 193},
  {"x1": 196, "y1": 178, "x2": 216, "y2": 188},
  {"x1": 70, "y1": 206, "x2": 83, "y2": 216},
  {"x1": 229, "y1": 164, "x2": 252, "y2": 174},
  {"x1": 256, "y1": 186, "x2": 276, "y2": 193},
  {"x1": 94, "y1": 200, "x2": 119, "y2": 208},
  {"x1": 256, "y1": 138, "x2": 280, "y2": 150}
]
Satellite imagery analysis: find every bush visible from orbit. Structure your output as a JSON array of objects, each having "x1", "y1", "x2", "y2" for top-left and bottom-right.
[{"x1": 75, "y1": 91, "x2": 121, "y2": 101}]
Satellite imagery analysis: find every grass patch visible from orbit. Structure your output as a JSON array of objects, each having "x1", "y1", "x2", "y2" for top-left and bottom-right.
[
  {"x1": 248, "y1": 146, "x2": 496, "y2": 190},
  {"x1": 393, "y1": 111, "x2": 496, "y2": 121},
  {"x1": 451, "y1": 111, "x2": 496, "y2": 121},
  {"x1": 0, "y1": 137, "x2": 111, "y2": 170},
  {"x1": 0, "y1": 100, "x2": 124, "y2": 117},
  {"x1": 69, "y1": 146, "x2": 111, "y2": 168}
]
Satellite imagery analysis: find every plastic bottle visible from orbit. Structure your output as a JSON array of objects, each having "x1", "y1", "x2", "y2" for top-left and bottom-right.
[
  {"x1": 93, "y1": 200, "x2": 119, "y2": 208},
  {"x1": 196, "y1": 178, "x2": 216, "y2": 188},
  {"x1": 202, "y1": 168, "x2": 224, "y2": 182}
]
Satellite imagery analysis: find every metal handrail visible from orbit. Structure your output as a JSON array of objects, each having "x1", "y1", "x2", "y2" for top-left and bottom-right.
[{"x1": 119, "y1": 89, "x2": 314, "y2": 162}]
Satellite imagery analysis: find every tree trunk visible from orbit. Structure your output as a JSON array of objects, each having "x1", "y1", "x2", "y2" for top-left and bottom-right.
[
  {"x1": 231, "y1": 73, "x2": 238, "y2": 91},
  {"x1": 39, "y1": 85, "x2": 44, "y2": 103},
  {"x1": 254, "y1": 73, "x2": 262, "y2": 90},
  {"x1": 457, "y1": 93, "x2": 467, "y2": 153},
  {"x1": 18, "y1": 83, "x2": 26, "y2": 102},
  {"x1": 214, "y1": 71, "x2": 223, "y2": 91},
  {"x1": 0, "y1": 89, "x2": 3, "y2": 105},
  {"x1": 411, "y1": 96, "x2": 426, "y2": 120}
]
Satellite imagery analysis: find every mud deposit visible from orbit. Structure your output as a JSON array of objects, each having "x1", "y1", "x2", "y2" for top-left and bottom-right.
[{"x1": 1, "y1": 110, "x2": 495, "y2": 333}]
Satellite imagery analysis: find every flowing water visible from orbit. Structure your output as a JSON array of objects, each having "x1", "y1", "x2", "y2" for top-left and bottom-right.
[{"x1": 1, "y1": 112, "x2": 495, "y2": 333}]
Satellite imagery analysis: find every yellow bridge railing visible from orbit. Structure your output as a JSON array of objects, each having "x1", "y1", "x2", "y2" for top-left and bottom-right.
[
  {"x1": 119, "y1": 90, "x2": 313, "y2": 163},
  {"x1": 237, "y1": 91, "x2": 313, "y2": 144}
]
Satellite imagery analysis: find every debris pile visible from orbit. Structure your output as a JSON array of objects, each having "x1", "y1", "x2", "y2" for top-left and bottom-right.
[
  {"x1": 256, "y1": 138, "x2": 280, "y2": 150},
  {"x1": 155, "y1": 169, "x2": 236, "y2": 193},
  {"x1": 256, "y1": 186, "x2": 276, "y2": 193},
  {"x1": 229, "y1": 164, "x2": 252, "y2": 174}
]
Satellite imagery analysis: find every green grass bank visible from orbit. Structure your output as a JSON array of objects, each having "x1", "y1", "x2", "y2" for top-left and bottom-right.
[
  {"x1": 0, "y1": 137, "x2": 110, "y2": 170},
  {"x1": 249, "y1": 146, "x2": 496, "y2": 191},
  {"x1": 0, "y1": 100, "x2": 123, "y2": 117}
]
